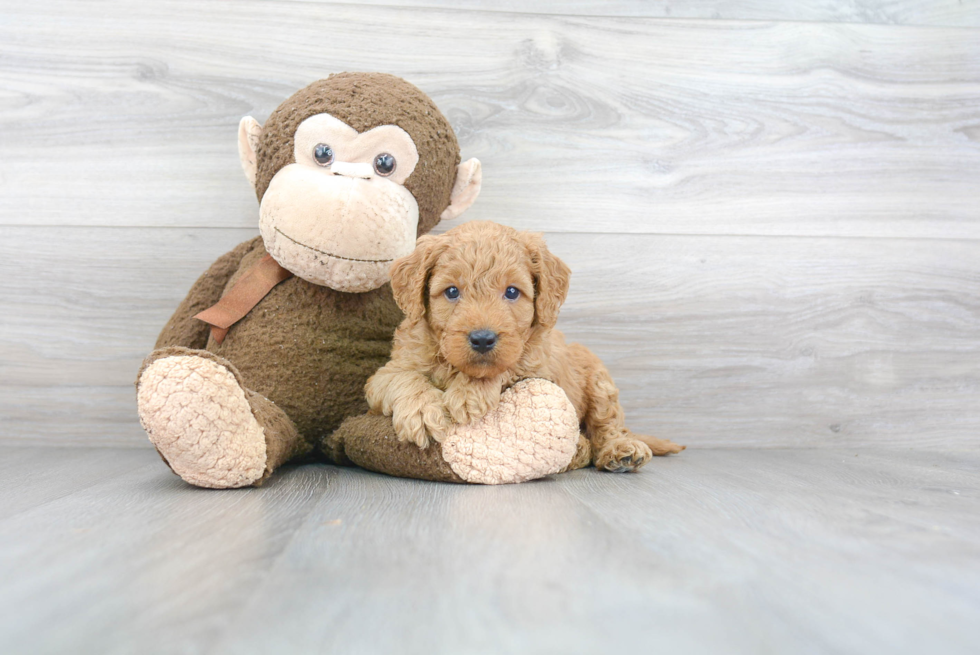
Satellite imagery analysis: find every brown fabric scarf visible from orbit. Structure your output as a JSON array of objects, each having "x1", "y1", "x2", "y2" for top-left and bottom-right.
[{"x1": 194, "y1": 254, "x2": 293, "y2": 345}]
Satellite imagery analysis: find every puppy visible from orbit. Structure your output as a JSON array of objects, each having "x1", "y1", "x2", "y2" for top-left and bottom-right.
[{"x1": 365, "y1": 221, "x2": 684, "y2": 472}]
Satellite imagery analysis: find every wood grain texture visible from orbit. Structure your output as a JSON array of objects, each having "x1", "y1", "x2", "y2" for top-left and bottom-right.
[
  {"x1": 342, "y1": 0, "x2": 980, "y2": 27},
  {"x1": 1, "y1": 2, "x2": 979, "y2": 238},
  {"x1": 0, "y1": 226, "x2": 253, "y2": 446},
  {"x1": 3, "y1": 4, "x2": 977, "y2": 653},
  {"x1": 0, "y1": 447, "x2": 152, "y2": 520},
  {"x1": 1, "y1": 1, "x2": 977, "y2": 450},
  {"x1": 0, "y1": 447, "x2": 977, "y2": 654},
  {"x1": 1, "y1": 227, "x2": 977, "y2": 448},
  {"x1": 560, "y1": 449, "x2": 980, "y2": 654},
  {"x1": 0, "y1": 448, "x2": 333, "y2": 655}
]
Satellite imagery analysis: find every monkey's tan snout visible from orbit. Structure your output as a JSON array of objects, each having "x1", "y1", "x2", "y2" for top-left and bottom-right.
[{"x1": 330, "y1": 161, "x2": 374, "y2": 178}]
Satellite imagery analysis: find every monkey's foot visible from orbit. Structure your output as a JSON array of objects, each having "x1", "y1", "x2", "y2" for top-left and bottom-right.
[
  {"x1": 440, "y1": 378, "x2": 579, "y2": 484},
  {"x1": 137, "y1": 355, "x2": 266, "y2": 489}
]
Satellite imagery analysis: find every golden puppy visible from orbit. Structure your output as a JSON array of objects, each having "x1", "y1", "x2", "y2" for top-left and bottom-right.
[{"x1": 365, "y1": 221, "x2": 684, "y2": 472}]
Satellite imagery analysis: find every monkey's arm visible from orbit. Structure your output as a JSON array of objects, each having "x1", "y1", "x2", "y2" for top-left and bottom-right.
[{"x1": 154, "y1": 237, "x2": 262, "y2": 350}]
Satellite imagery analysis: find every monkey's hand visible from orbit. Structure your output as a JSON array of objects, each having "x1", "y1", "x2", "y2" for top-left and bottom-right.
[{"x1": 442, "y1": 374, "x2": 502, "y2": 427}]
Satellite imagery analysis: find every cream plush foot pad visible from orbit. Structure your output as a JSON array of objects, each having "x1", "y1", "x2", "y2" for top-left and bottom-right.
[
  {"x1": 137, "y1": 355, "x2": 267, "y2": 489},
  {"x1": 440, "y1": 378, "x2": 579, "y2": 484}
]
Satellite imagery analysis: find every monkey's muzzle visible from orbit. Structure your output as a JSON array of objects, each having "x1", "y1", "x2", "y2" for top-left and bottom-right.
[{"x1": 259, "y1": 164, "x2": 420, "y2": 292}]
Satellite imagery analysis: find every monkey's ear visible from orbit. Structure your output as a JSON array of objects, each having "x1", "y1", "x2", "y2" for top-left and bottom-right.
[
  {"x1": 389, "y1": 235, "x2": 449, "y2": 323},
  {"x1": 238, "y1": 116, "x2": 263, "y2": 191},
  {"x1": 440, "y1": 158, "x2": 482, "y2": 221},
  {"x1": 520, "y1": 232, "x2": 571, "y2": 330}
]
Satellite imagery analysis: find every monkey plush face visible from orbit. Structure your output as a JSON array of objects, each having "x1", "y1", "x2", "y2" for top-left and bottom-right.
[
  {"x1": 238, "y1": 73, "x2": 481, "y2": 293},
  {"x1": 258, "y1": 114, "x2": 422, "y2": 291}
]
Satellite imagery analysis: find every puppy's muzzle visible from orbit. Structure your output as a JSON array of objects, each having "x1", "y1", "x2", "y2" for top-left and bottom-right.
[{"x1": 468, "y1": 329, "x2": 497, "y2": 354}]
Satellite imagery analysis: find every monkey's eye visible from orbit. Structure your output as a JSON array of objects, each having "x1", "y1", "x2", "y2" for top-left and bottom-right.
[
  {"x1": 504, "y1": 286, "x2": 521, "y2": 301},
  {"x1": 444, "y1": 286, "x2": 460, "y2": 301},
  {"x1": 374, "y1": 153, "x2": 396, "y2": 177},
  {"x1": 313, "y1": 144, "x2": 334, "y2": 166}
]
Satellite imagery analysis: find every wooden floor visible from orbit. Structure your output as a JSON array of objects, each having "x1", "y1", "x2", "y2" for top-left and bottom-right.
[{"x1": 0, "y1": 446, "x2": 977, "y2": 654}]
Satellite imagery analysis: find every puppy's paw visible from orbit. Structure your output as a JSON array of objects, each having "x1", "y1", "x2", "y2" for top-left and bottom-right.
[
  {"x1": 420, "y1": 400, "x2": 453, "y2": 444},
  {"x1": 392, "y1": 412, "x2": 431, "y2": 448},
  {"x1": 392, "y1": 395, "x2": 451, "y2": 449},
  {"x1": 443, "y1": 378, "x2": 500, "y2": 425},
  {"x1": 595, "y1": 438, "x2": 653, "y2": 473}
]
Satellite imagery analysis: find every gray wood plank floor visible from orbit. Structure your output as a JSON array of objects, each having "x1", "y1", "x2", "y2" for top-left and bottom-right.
[{"x1": 1, "y1": 446, "x2": 977, "y2": 654}]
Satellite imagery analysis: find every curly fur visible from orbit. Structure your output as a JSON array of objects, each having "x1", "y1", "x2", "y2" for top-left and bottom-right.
[{"x1": 365, "y1": 221, "x2": 683, "y2": 472}]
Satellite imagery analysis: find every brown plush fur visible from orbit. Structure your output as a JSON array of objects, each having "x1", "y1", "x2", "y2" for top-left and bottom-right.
[
  {"x1": 365, "y1": 221, "x2": 684, "y2": 472},
  {"x1": 155, "y1": 238, "x2": 259, "y2": 351},
  {"x1": 333, "y1": 414, "x2": 466, "y2": 483},
  {"x1": 255, "y1": 73, "x2": 460, "y2": 236},
  {"x1": 153, "y1": 236, "x2": 404, "y2": 453}
]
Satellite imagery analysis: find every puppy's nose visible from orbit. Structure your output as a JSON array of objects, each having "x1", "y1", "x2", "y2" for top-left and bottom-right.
[{"x1": 468, "y1": 330, "x2": 497, "y2": 354}]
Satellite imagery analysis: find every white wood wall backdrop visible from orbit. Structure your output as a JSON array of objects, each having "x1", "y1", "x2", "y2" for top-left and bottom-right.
[
  {"x1": 340, "y1": 1, "x2": 980, "y2": 26},
  {"x1": 0, "y1": 1, "x2": 977, "y2": 447}
]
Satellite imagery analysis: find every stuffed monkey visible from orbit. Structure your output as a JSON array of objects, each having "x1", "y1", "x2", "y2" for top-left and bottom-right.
[{"x1": 137, "y1": 73, "x2": 584, "y2": 488}]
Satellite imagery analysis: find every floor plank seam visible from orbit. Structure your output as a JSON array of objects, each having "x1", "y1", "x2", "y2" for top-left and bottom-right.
[
  {"x1": 0, "y1": 462, "x2": 164, "y2": 524},
  {"x1": 200, "y1": 466, "x2": 341, "y2": 655}
]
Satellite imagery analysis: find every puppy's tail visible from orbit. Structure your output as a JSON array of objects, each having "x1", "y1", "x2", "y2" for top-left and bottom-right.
[{"x1": 633, "y1": 432, "x2": 685, "y2": 456}]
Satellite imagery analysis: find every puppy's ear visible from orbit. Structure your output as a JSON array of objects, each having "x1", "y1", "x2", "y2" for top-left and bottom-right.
[
  {"x1": 390, "y1": 234, "x2": 448, "y2": 322},
  {"x1": 521, "y1": 232, "x2": 571, "y2": 329}
]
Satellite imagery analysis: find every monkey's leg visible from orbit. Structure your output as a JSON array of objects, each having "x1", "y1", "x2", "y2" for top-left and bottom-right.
[{"x1": 137, "y1": 347, "x2": 311, "y2": 488}]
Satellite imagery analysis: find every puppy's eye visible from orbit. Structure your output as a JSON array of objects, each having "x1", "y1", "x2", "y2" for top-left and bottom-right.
[
  {"x1": 504, "y1": 286, "x2": 520, "y2": 301},
  {"x1": 444, "y1": 286, "x2": 460, "y2": 300},
  {"x1": 313, "y1": 144, "x2": 334, "y2": 166},
  {"x1": 374, "y1": 153, "x2": 396, "y2": 176}
]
